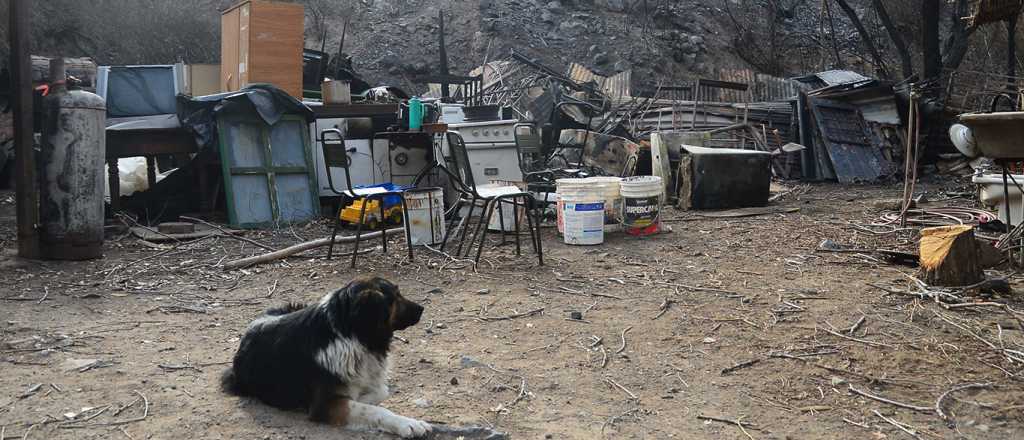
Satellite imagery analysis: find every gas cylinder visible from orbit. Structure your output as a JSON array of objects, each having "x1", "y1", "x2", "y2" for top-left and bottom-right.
[{"x1": 39, "y1": 59, "x2": 107, "y2": 260}]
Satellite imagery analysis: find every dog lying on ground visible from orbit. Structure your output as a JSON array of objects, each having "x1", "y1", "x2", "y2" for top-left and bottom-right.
[{"x1": 221, "y1": 276, "x2": 431, "y2": 438}]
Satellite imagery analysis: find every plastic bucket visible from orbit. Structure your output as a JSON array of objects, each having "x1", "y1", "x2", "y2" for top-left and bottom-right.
[
  {"x1": 322, "y1": 80, "x2": 351, "y2": 104},
  {"x1": 404, "y1": 189, "x2": 444, "y2": 246},
  {"x1": 556, "y1": 178, "x2": 588, "y2": 235},
  {"x1": 562, "y1": 197, "x2": 605, "y2": 245},
  {"x1": 620, "y1": 176, "x2": 664, "y2": 236},
  {"x1": 586, "y1": 176, "x2": 623, "y2": 231}
]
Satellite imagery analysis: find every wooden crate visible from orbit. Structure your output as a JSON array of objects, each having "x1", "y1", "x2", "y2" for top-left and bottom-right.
[{"x1": 221, "y1": 1, "x2": 304, "y2": 97}]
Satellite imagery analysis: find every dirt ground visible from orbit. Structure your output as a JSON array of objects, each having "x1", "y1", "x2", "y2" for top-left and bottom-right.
[{"x1": 2, "y1": 182, "x2": 1023, "y2": 440}]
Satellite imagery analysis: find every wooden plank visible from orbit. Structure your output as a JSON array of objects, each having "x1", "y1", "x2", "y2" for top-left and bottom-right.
[
  {"x1": 220, "y1": 6, "x2": 240, "y2": 92},
  {"x1": 247, "y1": 1, "x2": 304, "y2": 97},
  {"x1": 11, "y1": 0, "x2": 39, "y2": 258},
  {"x1": 238, "y1": 2, "x2": 251, "y2": 87}
]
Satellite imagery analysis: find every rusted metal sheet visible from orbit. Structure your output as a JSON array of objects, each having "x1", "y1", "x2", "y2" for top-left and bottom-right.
[
  {"x1": 566, "y1": 63, "x2": 632, "y2": 99},
  {"x1": 809, "y1": 97, "x2": 894, "y2": 183}
]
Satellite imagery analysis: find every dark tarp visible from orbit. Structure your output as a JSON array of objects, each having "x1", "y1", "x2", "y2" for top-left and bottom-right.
[{"x1": 177, "y1": 83, "x2": 314, "y2": 151}]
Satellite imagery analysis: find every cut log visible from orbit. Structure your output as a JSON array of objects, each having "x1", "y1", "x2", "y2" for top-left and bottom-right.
[{"x1": 919, "y1": 225, "x2": 985, "y2": 287}]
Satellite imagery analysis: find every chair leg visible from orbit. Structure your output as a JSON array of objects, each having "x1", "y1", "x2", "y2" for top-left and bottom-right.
[
  {"x1": 401, "y1": 196, "x2": 414, "y2": 262},
  {"x1": 378, "y1": 197, "x2": 388, "y2": 254},
  {"x1": 474, "y1": 199, "x2": 497, "y2": 264},
  {"x1": 440, "y1": 198, "x2": 464, "y2": 253},
  {"x1": 512, "y1": 197, "x2": 522, "y2": 256},
  {"x1": 467, "y1": 198, "x2": 492, "y2": 258},
  {"x1": 328, "y1": 200, "x2": 343, "y2": 260},
  {"x1": 524, "y1": 196, "x2": 543, "y2": 265},
  {"x1": 496, "y1": 199, "x2": 507, "y2": 245},
  {"x1": 351, "y1": 198, "x2": 369, "y2": 269},
  {"x1": 455, "y1": 196, "x2": 478, "y2": 257}
]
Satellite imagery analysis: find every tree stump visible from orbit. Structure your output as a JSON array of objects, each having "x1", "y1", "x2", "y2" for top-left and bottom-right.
[{"x1": 919, "y1": 225, "x2": 985, "y2": 287}]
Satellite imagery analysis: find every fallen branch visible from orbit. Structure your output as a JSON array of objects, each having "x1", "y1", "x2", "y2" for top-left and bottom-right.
[
  {"x1": 819, "y1": 326, "x2": 895, "y2": 348},
  {"x1": 696, "y1": 414, "x2": 756, "y2": 428},
  {"x1": 479, "y1": 308, "x2": 543, "y2": 322},
  {"x1": 616, "y1": 326, "x2": 632, "y2": 354},
  {"x1": 179, "y1": 216, "x2": 276, "y2": 251},
  {"x1": 603, "y1": 377, "x2": 638, "y2": 401},
  {"x1": 223, "y1": 229, "x2": 402, "y2": 270},
  {"x1": 872, "y1": 410, "x2": 922, "y2": 440},
  {"x1": 721, "y1": 359, "x2": 762, "y2": 375},
  {"x1": 936, "y1": 383, "x2": 993, "y2": 428},
  {"x1": 848, "y1": 384, "x2": 932, "y2": 412}
]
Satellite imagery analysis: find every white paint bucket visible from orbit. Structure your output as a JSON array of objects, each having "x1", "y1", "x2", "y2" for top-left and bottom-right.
[
  {"x1": 403, "y1": 188, "x2": 444, "y2": 245},
  {"x1": 555, "y1": 178, "x2": 588, "y2": 235},
  {"x1": 620, "y1": 176, "x2": 664, "y2": 236},
  {"x1": 562, "y1": 197, "x2": 605, "y2": 245},
  {"x1": 322, "y1": 80, "x2": 352, "y2": 104},
  {"x1": 586, "y1": 176, "x2": 624, "y2": 232}
]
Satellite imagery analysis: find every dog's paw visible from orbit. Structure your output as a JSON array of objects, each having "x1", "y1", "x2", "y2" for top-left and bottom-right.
[{"x1": 388, "y1": 416, "x2": 431, "y2": 438}]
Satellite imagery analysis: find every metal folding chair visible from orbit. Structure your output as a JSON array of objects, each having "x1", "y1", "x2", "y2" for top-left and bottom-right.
[{"x1": 320, "y1": 128, "x2": 426, "y2": 268}]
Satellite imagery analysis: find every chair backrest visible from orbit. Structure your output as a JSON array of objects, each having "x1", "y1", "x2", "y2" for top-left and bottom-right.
[
  {"x1": 320, "y1": 128, "x2": 354, "y2": 194},
  {"x1": 514, "y1": 123, "x2": 545, "y2": 173},
  {"x1": 446, "y1": 131, "x2": 478, "y2": 192}
]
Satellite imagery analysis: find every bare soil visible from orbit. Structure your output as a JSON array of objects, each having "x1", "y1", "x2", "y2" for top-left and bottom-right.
[{"x1": 2, "y1": 183, "x2": 1023, "y2": 440}]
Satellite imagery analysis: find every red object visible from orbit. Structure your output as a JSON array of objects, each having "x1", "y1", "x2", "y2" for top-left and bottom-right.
[
  {"x1": 34, "y1": 84, "x2": 49, "y2": 96},
  {"x1": 625, "y1": 222, "x2": 660, "y2": 236}
]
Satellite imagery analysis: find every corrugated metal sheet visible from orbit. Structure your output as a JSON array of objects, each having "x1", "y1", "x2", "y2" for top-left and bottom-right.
[
  {"x1": 806, "y1": 69, "x2": 872, "y2": 86},
  {"x1": 566, "y1": 63, "x2": 632, "y2": 99}
]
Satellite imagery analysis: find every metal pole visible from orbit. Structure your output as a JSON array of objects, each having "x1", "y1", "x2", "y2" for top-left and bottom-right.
[{"x1": 11, "y1": 0, "x2": 40, "y2": 259}]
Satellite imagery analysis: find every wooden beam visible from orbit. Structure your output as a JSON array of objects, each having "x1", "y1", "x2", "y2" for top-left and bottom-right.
[{"x1": 11, "y1": 0, "x2": 39, "y2": 258}]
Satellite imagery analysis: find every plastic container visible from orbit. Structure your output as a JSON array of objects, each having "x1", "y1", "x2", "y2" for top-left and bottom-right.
[
  {"x1": 562, "y1": 197, "x2": 605, "y2": 245},
  {"x1": 403, "y1": 188, "x2": 445, "y2": 246},
  {"x1": 322, "y1": 80, "x2": 351, "y2": 104},
  {"x1": 620, "y1": 176, "x2": 664, "y2": 236},
  {"x1": 408, "y1": 97, "x2": 424, "y2": 130},
  {"x1": 555, "y1": 178, "x2": 588, "y2": 235},
  {"x1": 587, "y1": 176, "x2": 624, "y2": 230}
]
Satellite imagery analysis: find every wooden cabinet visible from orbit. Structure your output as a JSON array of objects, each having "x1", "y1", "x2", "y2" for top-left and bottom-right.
[{"x1": 220, "y1": 1, "x2": 304, "y2": 97}]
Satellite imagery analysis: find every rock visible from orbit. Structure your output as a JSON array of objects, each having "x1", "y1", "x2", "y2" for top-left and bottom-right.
[
  {"x1": 702, "y1": 337, "x2": 716, "y2": 344},
  {"x1": 689, "y1": 35, "x2": 705, "y2": 47},
  {"x1": 435, "y1": 322, "x2": 447, "y2": 329},
  {"x1": 546, "y1": 1, "x2": 563, "y2": 14},
  {"x1": 413, "y1": 397, "x2": 432, "y2": 408},
  {"x1": 450, "y1": 377, "x2": 459, "y2": 386},
  {"x1": 593, "y1": 52, "x2": 610, "y2": 65},
  {"x1": 602, "y1": 0, "x2": 626, "y2": 12},
  {"x1": 613, "y1": 60, "x2": 629, "y2": 72},
  {"x1": 830, "y1": 376, "x2": 847, "y2": 386},
  {"x1": 476, "y1": 288, "x2": 491, "y2": 295},
  {"x1": 569, "y1": 311, "x2": 583, "y2": 320},
  {"x1": 540, "y1": 11, "x2": 554, "y2": 22}
]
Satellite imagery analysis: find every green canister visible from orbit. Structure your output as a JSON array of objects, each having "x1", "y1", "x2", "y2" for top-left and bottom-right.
[{"x1": 408, "y1": 96, "x2": 424, "y2": 130}]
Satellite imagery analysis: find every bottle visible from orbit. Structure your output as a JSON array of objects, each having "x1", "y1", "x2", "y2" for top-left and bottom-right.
[{"x1": 408, "y1": 96, "x2": 424, "y2": 131}]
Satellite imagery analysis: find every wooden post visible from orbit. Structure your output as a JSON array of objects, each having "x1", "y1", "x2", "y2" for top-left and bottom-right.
[{"x1": 11, "y1": 0, "x2": 40, "y2": 259}]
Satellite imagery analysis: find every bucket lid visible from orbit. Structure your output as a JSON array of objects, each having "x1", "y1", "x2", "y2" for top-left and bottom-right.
[
  {"x1": 621, "y1": 176, "x2": 663, "y2": 185},
  {"x1": 584, "y1": 176, "x2": 623, "y2": 185},
  {"x1": 556, "y1": 178, "x2": 589, "y2": 187}
]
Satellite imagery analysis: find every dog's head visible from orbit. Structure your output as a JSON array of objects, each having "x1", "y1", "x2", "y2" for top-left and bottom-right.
[{"x1": 325, "y1": 277, "x2": 424, "y2": 352}]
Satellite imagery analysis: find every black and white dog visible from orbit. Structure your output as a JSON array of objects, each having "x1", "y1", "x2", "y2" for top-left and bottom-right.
[{"x1": 222, "y1": 277, "x2": 431, "y2": 438}]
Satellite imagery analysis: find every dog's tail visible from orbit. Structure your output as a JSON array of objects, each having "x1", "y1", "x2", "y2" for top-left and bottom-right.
[
  {"x1": 220, "y1": 367, "x2": 242, "y2": 396},
  {"x1": 265, "y1": 302, "x2": 307, "y2": 316}
]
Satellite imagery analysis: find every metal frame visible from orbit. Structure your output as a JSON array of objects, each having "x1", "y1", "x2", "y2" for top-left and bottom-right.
[
  {"x1": 418, "y1": 132, "x2": 544, "y2": 266},
  {"x1": 217, "y1": 114, "x2": 319, "y2": 229}
]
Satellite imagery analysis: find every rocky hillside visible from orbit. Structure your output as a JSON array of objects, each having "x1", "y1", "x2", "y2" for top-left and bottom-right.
[{"x1": 306, "y1": 0, "x2": 741, "y2": 92}]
